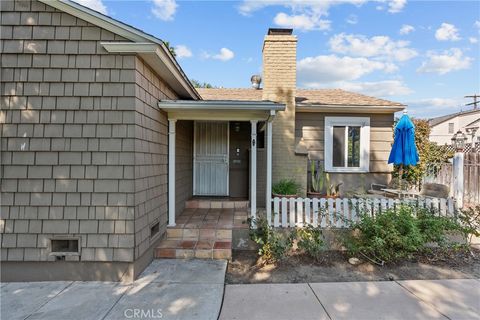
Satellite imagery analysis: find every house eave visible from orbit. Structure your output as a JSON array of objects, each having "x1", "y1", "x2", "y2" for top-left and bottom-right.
[
  {"x1": 39, "y1": 0, "x2": 199, "y2": 100},
  {"x1": 101, "y1": 42, "x2": 200, "y2": 99},
  {"x1": 296, "y1": 104, "x2": 405, "y2": 113},
  {"x1": 158, "y1": 100, "x2": 285, "y2": 121}
]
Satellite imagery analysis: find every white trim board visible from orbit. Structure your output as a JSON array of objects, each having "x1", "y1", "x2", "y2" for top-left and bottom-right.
[{"x1": 324, "y1": 116, "x2": 370, "y2": 173}]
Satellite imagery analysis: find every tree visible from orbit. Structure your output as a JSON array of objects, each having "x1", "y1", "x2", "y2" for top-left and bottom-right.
[
  {"x1": 393, "y1": 119, "x2": 453, "y2": 188},
  {"x1": 190, "y1": 79, "x2": 216, "y2": 88},
  {"x1": 163, "y1": 41, "x2": 176, "y2": 57}
]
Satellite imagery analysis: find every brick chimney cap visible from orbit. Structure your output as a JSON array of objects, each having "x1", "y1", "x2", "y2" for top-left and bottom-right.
[{"x1": 268, "y1": 28, "x2": 293, "y2": 35}]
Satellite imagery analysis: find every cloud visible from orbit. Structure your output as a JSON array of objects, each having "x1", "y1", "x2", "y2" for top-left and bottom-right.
[
  {"x1": 417, "y1": 48, "x2": 472, "y2": 75},
  {"x1": 274, "y1": 12, "x2": 330, "y2": 31},
  {"x1": 469, "y1": 37, "x2": 479, "y2": 44},
  {"x1": 336, "y1": 80, "x2": 412, "y2": 96},
  {"x1": 475, "y1": 20, "x2": 480, "y2": 30},
  {"x1": 203, "y1": 48, "x2": 235, "y2": 61},
  {"x1": 435, "y1": 23, "x2": 461, "y2": 41},
  {"x1": 406, "y1": 98, "x2": 462, "y2": 118},
  {"x1": 297, "y1": 54, "x2": 397, "y2": 85},
  {"x1": 238, "y1": 1, "x2": 405, "y2": 32},
  {"x1": 388, "y1": 0, "x2": 407, "y2": 13},
  {"x1": 73, "y1": 0, "x2": 107, "y2": 14},
  {"x1": 346, "y1": 14, "x2": 358, "y2": 25},
  {"x1": 329, "y1": 33, "x2": 417, "y2": 61},
  {"x1": 175, "y1": 45, "x2": 192, "y2": 58},
  {"x1": 238, "y1": 0, "x2": 368, "y2": 31},
  {"x1": 399, "y1": 24, "x2": 415, "y2": 35},
  {"x1": 151, "y1": 0, "x2": 177, "y2": 21}
]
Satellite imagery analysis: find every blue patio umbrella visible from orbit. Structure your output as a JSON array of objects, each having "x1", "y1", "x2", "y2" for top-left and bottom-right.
[
  {"x1": 388, "y1": 113, "x2": 419, "y2": 188},
  {"x1": 388, "y1": 113, "x2": 419, "y2": 166}
]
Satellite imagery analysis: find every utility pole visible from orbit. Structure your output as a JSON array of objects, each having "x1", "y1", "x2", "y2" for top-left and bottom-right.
[{"x1": 465, "y1": 94, "x2": 480, "y2": 109}]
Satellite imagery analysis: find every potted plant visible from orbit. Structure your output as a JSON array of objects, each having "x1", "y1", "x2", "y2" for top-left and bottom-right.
[
  {"x1": 272, "y1": 179, "x2": 300, "y2": 198},
  {"x1": 307, "y1": 160, "x2": 343, "y2": 198}
]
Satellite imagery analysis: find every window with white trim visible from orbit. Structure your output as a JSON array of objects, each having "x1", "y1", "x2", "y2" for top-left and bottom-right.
[{"x1": 324, "y1": 117, "x2": 370, "y2": 172}]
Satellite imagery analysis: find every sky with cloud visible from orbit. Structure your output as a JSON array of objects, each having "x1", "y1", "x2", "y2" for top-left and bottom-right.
[{"x1": 74, "y1": 0, "x2": 479, "y2": 119}]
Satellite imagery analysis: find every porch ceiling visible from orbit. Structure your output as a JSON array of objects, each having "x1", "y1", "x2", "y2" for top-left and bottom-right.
[{"x1": 158, "y1": 100, "x2": 285, "y2": 121}]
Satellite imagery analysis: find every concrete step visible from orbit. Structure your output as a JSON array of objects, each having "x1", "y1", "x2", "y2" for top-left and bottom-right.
[
  {"x1": 185, "y1": 199, "x2": 249, "y2": 210},
  {"x1": 155, "y1": 239, "x2": 231, "y2": 259}
]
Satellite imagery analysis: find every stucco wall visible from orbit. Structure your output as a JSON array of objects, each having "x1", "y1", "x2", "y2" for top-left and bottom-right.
[
  {"x1": 429, "y1": 111, "x2": 480, "y2": 145},
  {"x1": 296, "y1": 112, "x2": 395, "y2": 194}
]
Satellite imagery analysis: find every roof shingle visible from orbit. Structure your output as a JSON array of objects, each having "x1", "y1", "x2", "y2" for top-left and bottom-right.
[{"x1": 196, "y1": 88, "x2": 404, "y2": 107}]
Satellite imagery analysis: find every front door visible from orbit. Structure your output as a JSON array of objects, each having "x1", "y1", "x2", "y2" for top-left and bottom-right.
[
  {"x1": 229, "y1": 122, "x2": 250, "y2": 198},
  {"x1": 194, "y1": 121, "x2": 229, "y2": 196}
]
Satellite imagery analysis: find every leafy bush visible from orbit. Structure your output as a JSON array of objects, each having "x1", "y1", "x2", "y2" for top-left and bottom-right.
[
  {"x1": 416, "y1": 208, "x2": 461, "y2": 245},
  {"x1": 296, "y1": 225, "x2": 325, "y2": 261},
  {"x1": 458, "y1": 205, "x2": 480, "y2": 244},
  {"x1": 342, "y1": 205, "x2": 463, "y2": 264},
  {"x1": 393, "y1": 119, "x2": 453, "y2": 188},
  {"x1": 250, "y1": 217, "x2": 295, "y2": 262},
  {"x1": 272, "y1": 179, "x2": 300, "y2": 196}
]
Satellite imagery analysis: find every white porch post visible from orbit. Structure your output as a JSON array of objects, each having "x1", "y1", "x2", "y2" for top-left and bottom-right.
[
  {"x1": 168, "y1": 119, "x2": 177, "y2": 227},
  {"x1": 265, "y1": 120, "x2": 273, "y2": 223},
  {"x1": 250, "y1": 120, "x2": 258, "y2": 221}
]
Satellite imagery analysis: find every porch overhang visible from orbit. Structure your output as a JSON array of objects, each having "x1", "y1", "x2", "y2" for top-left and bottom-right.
[{"x1": 158, "y1": 100, "x2": 285, "y2": 121}]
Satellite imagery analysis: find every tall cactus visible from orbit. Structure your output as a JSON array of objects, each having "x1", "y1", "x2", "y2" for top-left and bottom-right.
[{"x1": 310, "y1": 160, "x2": 325, "y2": 193}]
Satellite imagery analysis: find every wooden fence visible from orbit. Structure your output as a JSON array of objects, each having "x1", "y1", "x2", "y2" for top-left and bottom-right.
[
  {"x1": 269, "y1": 197, "x2": 456, "y2": 228},
  {"x1": 464, "y1": 153, "x2": 480, "y2": 206},
  {"x1": 424, "y1": 163, "x2": 453, "y2": 197}
]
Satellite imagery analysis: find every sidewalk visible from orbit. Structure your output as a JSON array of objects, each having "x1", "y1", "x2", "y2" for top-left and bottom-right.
[
  {"x1": 220, "y1": 279, "x2": 480, "y2": 320},
  {"x1": 2, "y1": 260, "x2": 479, "y2": 320},
  {"x1": 1, "y1": 259, "x2": 226, "y2": 320}
]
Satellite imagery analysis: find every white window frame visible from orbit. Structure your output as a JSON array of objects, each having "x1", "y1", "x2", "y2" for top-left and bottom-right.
[{"x1": 324, "y1": 116, "x2": 370, "y2": 173}]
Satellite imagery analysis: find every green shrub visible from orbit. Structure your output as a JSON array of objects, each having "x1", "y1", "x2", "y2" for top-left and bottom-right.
[
  {"x1": 342, "y1": 205, "x2": 463, "y2": 264},
  {"x1": 272, "y1": 179, "x2": 300, "y2": 196},
  {"x1": 458, "y1": 205, "x2": 480, "y2": 244},
  {"x1": 296, "y1": 225, "x2": 325, "y2": 261},
  {"x1": 249, "y1": 217, "x2": 295, "y2": 262},
  {"x1": 416, "y1": 208, "x2": 461, "y2": 245}
]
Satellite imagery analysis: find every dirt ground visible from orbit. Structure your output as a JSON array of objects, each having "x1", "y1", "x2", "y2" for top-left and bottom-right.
[{"x1": 226, "y1": 248, "x2": 480, "y2": 284}]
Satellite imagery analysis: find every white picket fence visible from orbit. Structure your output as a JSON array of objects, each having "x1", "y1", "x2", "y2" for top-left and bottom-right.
[{"x1": 269, "y1": 197, "x2": 456, "y2": 228}]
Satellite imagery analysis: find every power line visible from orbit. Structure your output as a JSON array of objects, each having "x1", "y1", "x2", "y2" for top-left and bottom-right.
[{"x1": 465, "y1": 94, "x2": 480, "y2": 109}]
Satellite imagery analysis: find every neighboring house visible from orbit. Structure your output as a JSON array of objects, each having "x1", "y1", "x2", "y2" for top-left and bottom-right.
[
  {"x1": 0, "y1": 0, "x2": 404, "y2": 281},
  {"x1": 429, "y1": 109, "x2": 480, "y2": 145}
]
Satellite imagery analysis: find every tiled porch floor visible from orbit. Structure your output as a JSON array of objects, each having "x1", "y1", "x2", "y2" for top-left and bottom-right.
[
  {"x1": 173, "y1": 208, "x2": 249, "y2": 230},
  {"x1": 155, "y1": 207, "x2": 249, "y2": 259}
]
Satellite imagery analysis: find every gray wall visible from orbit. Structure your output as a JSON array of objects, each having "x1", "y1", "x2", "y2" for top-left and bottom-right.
[
  {"x1": 295, "y1": 112, "x2": 394, "y2": 195},
  {"x1": 175, "y1": 120, "x2": 193, "y2": 216},
  {"x1": 0, "y1": 0, "x2": 186, "y2": 280}
]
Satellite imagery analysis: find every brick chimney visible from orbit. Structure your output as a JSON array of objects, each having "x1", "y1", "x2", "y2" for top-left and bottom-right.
[
  {"x1": 262, "y1": 28, "x2": 296, "y2": 102},
  {"x1": 262, "y1": 28, "x2": 307, "y2": 193}
]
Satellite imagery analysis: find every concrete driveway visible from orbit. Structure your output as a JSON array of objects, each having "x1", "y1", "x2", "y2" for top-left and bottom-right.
[
  {"x1": 1, "y1": 259, "x2": 226, "y2": 320},
  {"x1": 220, "y1": 279, "x2": 480, "y2": 320}
]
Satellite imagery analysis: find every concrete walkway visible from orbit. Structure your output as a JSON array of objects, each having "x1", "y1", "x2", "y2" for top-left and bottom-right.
[
  {"x1": 1, "y1": 259, "x2": 226, "y2": 320},
  {"x1": 220, "y1": 279, "x2": 480, "y2": 320},
  {"x1": 2, "y1": 261, "x2": 479, "y2": 320}
]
